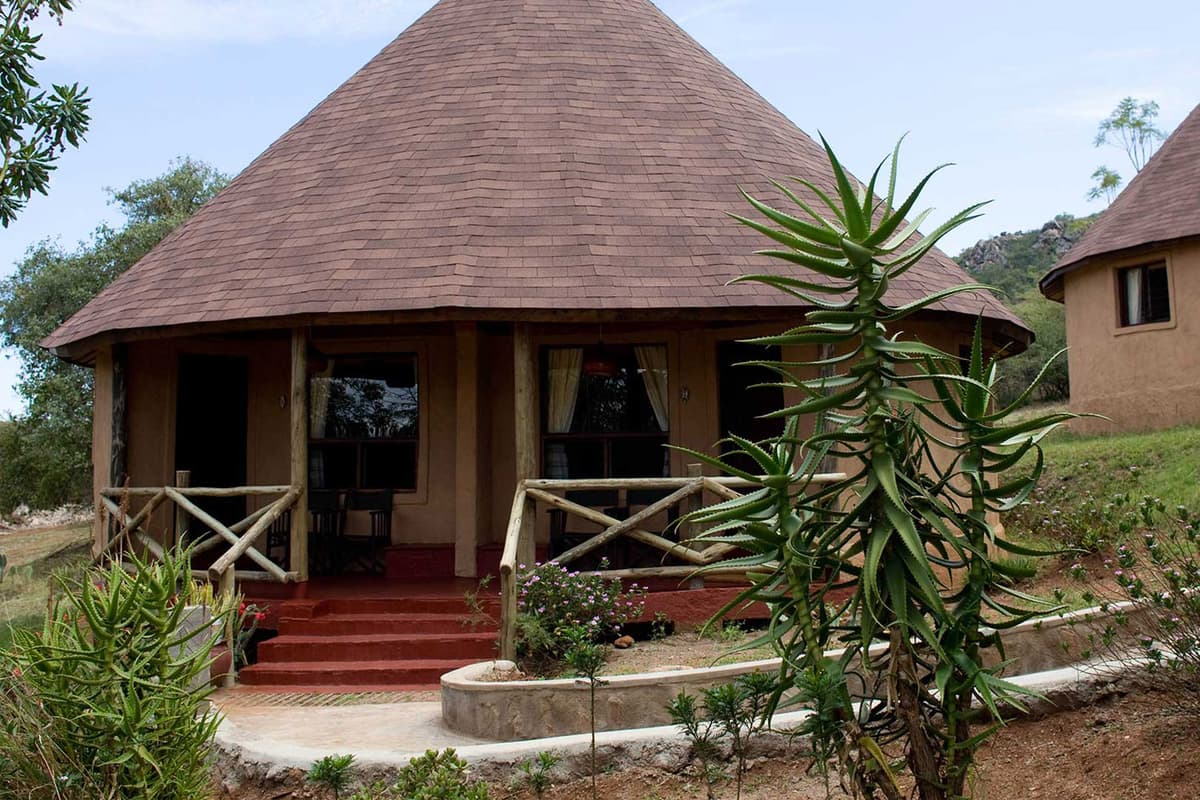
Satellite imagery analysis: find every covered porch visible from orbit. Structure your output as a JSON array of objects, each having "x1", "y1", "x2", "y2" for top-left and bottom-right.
[{"x1": 91, "y1": 314, "x2": 847, "y2": 586}]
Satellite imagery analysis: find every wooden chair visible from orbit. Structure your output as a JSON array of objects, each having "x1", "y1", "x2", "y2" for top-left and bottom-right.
[
  {"x1": 342, "y1": 489, "x2": 392, "y2": 573},
  {"x1": 308, "y1": 489, "x2": 345, "y2": 576},
  {"x1": 265, "y1": 509, "x2": 292, "y2": 567}
]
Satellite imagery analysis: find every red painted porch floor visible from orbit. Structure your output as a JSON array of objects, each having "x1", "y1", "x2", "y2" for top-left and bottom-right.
[{"x1": 237, "y1": 577, "x2": 765, "y2": 692}]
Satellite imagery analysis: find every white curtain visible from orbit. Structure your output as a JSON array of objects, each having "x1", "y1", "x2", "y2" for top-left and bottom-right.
[
  {"x1": 547, "y1": 348, "x2": 583, "y2": 433},
  {"x1": 1125, "y1": 269, "x2": 1143, "y2": 325},
  {"x1": 635, "y1": 345, "x2": 669, "y2": 432}
]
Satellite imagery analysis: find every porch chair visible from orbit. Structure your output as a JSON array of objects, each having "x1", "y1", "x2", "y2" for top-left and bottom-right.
[
  {"x1": 308, "y1": 489, "x2": 345, "y2": 576},
  {"x1": 265, "y1": 509, "x2": 292, "y2": 567},
  {"x1": 341, "y1": 489, "x2": 393, "y2": 573}
]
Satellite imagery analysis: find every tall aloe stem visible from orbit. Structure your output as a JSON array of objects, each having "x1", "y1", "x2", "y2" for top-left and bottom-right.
[{"x1": 680, "y1": 136, "x2": 1078, "y2": 800}]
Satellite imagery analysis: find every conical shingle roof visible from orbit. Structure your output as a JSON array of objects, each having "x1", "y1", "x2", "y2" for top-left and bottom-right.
[
  {"x1": 46, "y1": 0, "x2": 1023, "y2": 350},
  {"x1": 1043, "y1": 103, "x2": 1200, "y2": 300}
]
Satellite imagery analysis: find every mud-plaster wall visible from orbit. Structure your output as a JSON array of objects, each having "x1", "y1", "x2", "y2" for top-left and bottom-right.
[{"x1": 1062, "y1": 240, "x2": 1200, "y2": 434}]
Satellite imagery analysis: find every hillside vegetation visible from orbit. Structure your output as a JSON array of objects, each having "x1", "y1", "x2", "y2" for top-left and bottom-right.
[
  {"x1": 1003, "y1": 423, "x2": 1200, "y2": 552},
  {"x1": 955, "y1": 213, "x2": 1098, "y2": 405}
]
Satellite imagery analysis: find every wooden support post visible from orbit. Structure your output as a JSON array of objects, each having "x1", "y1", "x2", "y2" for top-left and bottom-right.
[
  {"x1": 219, "y1": 567, "x2": 236, "y2": 688},
  {"x1": 686, "y1": 463, "x2": 705, "y2": 588},
  {"x1": 512, "y1": 323, "x2": 538, "y2": 568},
  {"x1": 454, "y1": 322, "x2": 480, "y2": 578},
  {"x1": 111, "y1": 344, "x2": 128, "y2": 490},
  {"x1": 289, "y1": 329, "x2": 309, "y2": 582},
  {"x1": 171, "y1": 470, "x2": 190, "y2": 553}
]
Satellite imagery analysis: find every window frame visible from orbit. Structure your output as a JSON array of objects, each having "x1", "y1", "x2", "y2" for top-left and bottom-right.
[
  {"x1": 307, "y1": 350, "x2": 422, "y2": 494},
  {"x1": 1114, "y1": 258, "x2": 1175, "y2": 333},
  {"x1": 539, "y1": 343, "x2": 671, "y2": 480}
]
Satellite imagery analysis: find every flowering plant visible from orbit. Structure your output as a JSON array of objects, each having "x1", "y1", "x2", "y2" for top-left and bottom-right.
[{"x1": 515, "y1": 560, "x2": 645, "y2": 664}]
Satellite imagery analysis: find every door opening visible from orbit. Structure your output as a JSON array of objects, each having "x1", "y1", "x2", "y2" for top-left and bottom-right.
[{"x1": 174, "y1": 354, "x2": 250, "y2": 534}]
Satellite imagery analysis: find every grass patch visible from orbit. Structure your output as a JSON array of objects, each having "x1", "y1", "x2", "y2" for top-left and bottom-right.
[
  {"x1": 1003, "y1": 424, "x2": 1200, "y2": 552},
  {"x1": 0, "y1": 523, "x2": 92, "y2": 646}
]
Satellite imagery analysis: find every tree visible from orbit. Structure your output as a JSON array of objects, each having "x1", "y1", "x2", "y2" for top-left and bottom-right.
[
  {"x1": 0, "y1": 0, "x2": 91, "y2": 227},
  {"x1": 684, "y1": 137, "x2": 1075, "y2": 799},
  {"x1": 993, "y1": 288, "x2": 1069, "y2": 407},
  {"x1": 1088, "y1": 97, "x2": 1166, "y2": 204},
  {"x1": 1087, "y1": 165, "x2": 1121, "y2": 205},
  {"x1": 0, "y1": 158, "x2": 228, "y2": 512}
]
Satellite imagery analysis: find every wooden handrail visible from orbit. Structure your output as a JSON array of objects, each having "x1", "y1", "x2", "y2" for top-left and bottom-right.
[
  {"x1": 100, "y1": 485, "x2": 292, "y2": 498},
  {"x1": 548, "y1": 480, "x2": 700, "y2": 566},
  {"x1": 498, "y1": 484, "x2": 527, "y2": 661},
  {"x1": 208, "y1": 489, "x2": 300, "y2": 581},
  {"x1": 496, "y1": 467, "x2": 849, "y2": 661},
  {"x1": 97, "y1": 484, "x2": 300, "y2": 585}
]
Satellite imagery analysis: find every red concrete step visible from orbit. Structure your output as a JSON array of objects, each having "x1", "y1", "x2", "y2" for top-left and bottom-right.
[
  {"x1": 280, "y1": 612, "x2": 497, "y2": 637},
  {"x1": 318, "y1": 596, "x2": 498, "y2": 616},
  {"x1": 257, "y1": 632, "x2": 497, "y2": 663},
  {"x1": 238, "y1": 659, "x2": 474, "y2": 687}
]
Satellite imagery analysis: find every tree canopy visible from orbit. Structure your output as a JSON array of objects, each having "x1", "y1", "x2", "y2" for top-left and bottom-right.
[
  {"x1": 0, "y1": 0, "x2": 90, "y2": 226},
  {"x1": 1089, "y1": 96, "x2": 1166, "y2": 204},
  {"x1": 0, "y1": 158, "x2": 228, "y2": 512}
]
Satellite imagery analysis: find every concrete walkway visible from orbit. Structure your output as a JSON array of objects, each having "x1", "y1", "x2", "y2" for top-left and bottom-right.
[{"x1": 211, "y1": 658, "x2": 1134, "y2": 792}]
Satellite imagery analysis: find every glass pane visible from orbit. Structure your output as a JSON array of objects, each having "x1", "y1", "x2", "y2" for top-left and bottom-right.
[
  {"x1": 544, "y1": 439, "x2": 604, "y2": 479},
  {"x1": 310, "y1": 443, "x2": 355, "y2": 489},
  {"x1": 610, "y1": 437, "x2": 669, "y2": 478},
  {"x1": 1146, "y1": 265, "x2": 1170, "y2": 323},
  {"x1": 361, "y1": 442, "x2": 417, "y2": 490},
  {"x1": 311, "y1": 355, "x2": 418, "y2": 439},
  {"x1": 570, "y1": 347, "x2": 661, "y2": 434}
]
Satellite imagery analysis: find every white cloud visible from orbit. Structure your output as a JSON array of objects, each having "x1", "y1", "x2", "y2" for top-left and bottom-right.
[{"x1": 46, "y1": 0, "x2": 431, "y2": 46}]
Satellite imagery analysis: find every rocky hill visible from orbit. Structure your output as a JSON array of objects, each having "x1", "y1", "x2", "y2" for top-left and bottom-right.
[{"x1": 955, "y1": 214, "x2": 1097, "y2": 302}]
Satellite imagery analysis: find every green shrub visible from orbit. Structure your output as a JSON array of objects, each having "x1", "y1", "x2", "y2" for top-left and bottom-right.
[
  {"x1": 669, "y1": 673, "x2": 775, "y2": 800},
  {"x1": 1067, "y1": 497, "x2": 1200, "y2": 711},
  {"x1": 0, "y1": 549, "x2": 228, "y2": 799},
  {"x1": 309, "y1": 754, "x2": 356, "y2": 799},
  {"x1": 349, "y1": 749, "x2": 488, "y2": 800},
  {"x1": 512, "y1": 751, "x2": 560, "y2": 800},
  {"x1": 515, "y1": 560, "x2": 644, "y2": 668}
]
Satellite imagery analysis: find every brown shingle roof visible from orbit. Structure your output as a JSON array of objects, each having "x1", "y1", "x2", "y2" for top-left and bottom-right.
[
  {"x1": 46, "y1": 0, "x2": 1023, "y2": 350},
  {"x1": 1042, "y1": 103, "x2": 1200, "y2": 300}
]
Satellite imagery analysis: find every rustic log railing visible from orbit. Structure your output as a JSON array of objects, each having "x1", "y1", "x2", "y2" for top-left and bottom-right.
[
  {"x1": 497, "y1": 465, "x2": 845, "y2": 660},
  {"x1": 96, "y1": 479, "x2": 302, "y2": 686}
]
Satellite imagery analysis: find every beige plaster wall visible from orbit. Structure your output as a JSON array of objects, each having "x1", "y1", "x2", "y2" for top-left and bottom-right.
[{"x1": 1062, "y1": 240, "x2": 1200, "y2": 434}]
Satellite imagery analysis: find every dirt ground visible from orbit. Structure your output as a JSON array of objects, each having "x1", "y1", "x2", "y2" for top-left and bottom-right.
[{"x1": 224, "y1": 687, "x2": 1199, "y2": 800}]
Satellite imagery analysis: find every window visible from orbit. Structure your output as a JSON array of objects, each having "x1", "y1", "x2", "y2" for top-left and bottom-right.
[
  {"x1": 308, "y1": 354, "x2": 418, "y2": 490},
  {"x1": 1118, "y1": 262, "x2": 1170, "y2": 327},
  {"x1": 542, "y1": 345, "x2": 669, "y2": 479}
]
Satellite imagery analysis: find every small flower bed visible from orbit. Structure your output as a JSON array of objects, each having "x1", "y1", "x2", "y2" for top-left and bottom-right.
[{"x1": 515, "y1": 561, "x2": 646, "y2": 670}]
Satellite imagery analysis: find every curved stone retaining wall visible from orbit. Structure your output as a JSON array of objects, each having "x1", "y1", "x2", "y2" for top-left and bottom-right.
[{"x1": 442, "y1": 601, "x2": 1146, "y2": 741}]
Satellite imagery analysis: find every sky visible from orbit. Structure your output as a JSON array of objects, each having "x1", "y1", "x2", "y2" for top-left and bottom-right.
[{"x1": 1, "y1": 0, "x2": 1197, "y2": 414}]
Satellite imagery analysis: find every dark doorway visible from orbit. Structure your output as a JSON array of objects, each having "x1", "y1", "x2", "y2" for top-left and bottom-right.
[
  {"x1": 175, "y1": 354, "x2": 249, "y2": 532},
  {"x1": 717, "y1": 341, "x2": 785, "y2": 475}
]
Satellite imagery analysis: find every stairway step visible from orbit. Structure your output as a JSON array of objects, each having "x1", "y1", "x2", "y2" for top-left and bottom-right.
[
  {"x1": 258, "y1": 632, "x2": 497, "y2": 662},
  {"x1": 280, "y1": 612, "x2": 498, "y2": 636},
  {"x1": 238, "y1": 659, "x2": 473, "y2": 687},
  {"x1": 318, "y1": 596, "x2": 498, "y2": 616}
]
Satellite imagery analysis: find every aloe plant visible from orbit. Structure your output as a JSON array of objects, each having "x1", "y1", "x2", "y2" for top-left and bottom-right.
[{"x1": 682, "y1": 136, "x2": 1077, "y2": 799}]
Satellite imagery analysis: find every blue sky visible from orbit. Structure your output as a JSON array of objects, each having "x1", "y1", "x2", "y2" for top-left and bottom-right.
[{"x1": 2, "y1": 0, "x2": 1198, "y2": 414}]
